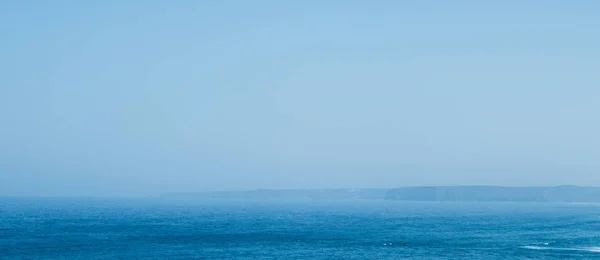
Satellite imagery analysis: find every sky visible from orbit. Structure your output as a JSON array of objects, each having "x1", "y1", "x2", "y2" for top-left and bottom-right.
[{"x1": 1, "y1": 1, "x2": 599, "y2": 196}]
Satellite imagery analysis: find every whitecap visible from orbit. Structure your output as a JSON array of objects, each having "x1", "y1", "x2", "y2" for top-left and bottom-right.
[
  {"x1": 582, "y1": 247, "x2": 600, "y2": 253},
  {"x1": 521, "y1": 245, "x2": 600, "y2": 253}
]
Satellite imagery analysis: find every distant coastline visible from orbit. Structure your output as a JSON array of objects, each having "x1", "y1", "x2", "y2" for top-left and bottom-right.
[{"x1": 161, "y1": 185, "x2": 600, "y2": 203}]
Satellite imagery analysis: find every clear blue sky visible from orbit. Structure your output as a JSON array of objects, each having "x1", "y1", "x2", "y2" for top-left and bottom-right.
[{"x1": 1, "y1": 1, "x2": 599, "y2": 196}]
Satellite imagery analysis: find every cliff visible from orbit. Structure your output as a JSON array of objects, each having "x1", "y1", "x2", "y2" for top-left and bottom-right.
[{"x1": 384, "y1": 185, "x2": 600, "y2": 202}]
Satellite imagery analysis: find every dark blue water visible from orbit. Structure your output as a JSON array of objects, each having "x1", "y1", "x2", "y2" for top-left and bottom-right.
[{"x1": 2, "y1": 198, "x2": 600, "y2": 259}]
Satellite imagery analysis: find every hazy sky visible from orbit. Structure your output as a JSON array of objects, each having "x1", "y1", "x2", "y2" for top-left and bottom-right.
[{"x1": 1, "y1": 1, "x2": 599, "y2": 196}]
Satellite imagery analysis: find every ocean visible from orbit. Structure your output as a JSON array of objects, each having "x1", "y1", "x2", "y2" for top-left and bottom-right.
[{"x1": 2, "y1": 198, "x2": 600, "y2": 259}]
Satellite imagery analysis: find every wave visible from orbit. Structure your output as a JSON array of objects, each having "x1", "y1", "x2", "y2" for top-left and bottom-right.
[{"x1": 521, "y1": 245, "x2": 600, "y2": 253}]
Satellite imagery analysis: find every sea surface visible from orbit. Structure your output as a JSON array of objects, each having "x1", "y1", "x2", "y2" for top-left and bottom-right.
[{"x1": 2, "y1": 198, "x2": 600, "y2": 259}]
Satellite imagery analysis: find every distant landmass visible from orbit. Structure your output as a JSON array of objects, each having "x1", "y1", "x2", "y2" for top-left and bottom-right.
[
  {"x1": 162, "y1": 188, "x2": 388, "y2": 200},
  {"x1": 162, "y1": 185, "x2": 600, "y2": 202},
  {"x1": 385, "y1": 185, "x2": 600, "y2": 202}
]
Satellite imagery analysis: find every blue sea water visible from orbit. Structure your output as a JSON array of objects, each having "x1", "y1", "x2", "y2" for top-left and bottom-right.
[{"x1": 2, "y1": 198, "x2": 600, "y2": 259}]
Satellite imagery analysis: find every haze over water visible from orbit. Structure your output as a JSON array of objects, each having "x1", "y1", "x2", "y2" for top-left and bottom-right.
[{"x1": 2, "y1": 1, "x2": 600, "y2": 197}]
